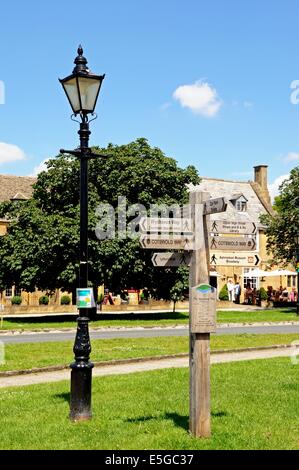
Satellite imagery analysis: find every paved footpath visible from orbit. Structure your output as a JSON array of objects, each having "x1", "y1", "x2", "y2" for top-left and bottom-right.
[{"x1": 0, "y1": 346, "x2": 297, "y2": 389}]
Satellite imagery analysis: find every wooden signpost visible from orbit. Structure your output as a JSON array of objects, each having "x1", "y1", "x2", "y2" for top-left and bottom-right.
[
  {"x1": 188, "y1": 191, "x2": 223, "y2": 438},
  {"x1": 139, "y1": 192, "x2": 227, "y2": 438}
]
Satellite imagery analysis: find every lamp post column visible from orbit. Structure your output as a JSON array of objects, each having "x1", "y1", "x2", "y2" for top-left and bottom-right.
[
  {"x1": 70, "y1": 118, "x2": 94, "y2": 422},
  {"x1": 60, "y1": 45, "x2": 105, "y2": 422}
]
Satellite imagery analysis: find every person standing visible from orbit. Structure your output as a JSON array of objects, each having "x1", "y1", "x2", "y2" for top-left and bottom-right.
[
  {"x1": 235, "y1": 281, "x2": 241, "y2": 303},
  {"x1": 227, "y1": 279, "x2": 235, "y2": 302}
]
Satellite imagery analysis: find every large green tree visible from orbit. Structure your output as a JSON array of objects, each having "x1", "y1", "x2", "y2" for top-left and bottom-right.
[
  {"x1": 261, "y1": 167, "x2": 299, "y2": 265},
  {"x1": 0, "y1": 138, "x2": 200, "y2": 299}
]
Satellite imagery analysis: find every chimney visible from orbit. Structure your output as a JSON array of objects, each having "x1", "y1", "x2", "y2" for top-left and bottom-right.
[{"x1": 254, "y1": 165, "x2": 271, "y2": 205}]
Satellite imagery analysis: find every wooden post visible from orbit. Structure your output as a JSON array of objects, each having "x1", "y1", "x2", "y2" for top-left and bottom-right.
[{"x1": 189, "y1": 190, "x2": 211, "y2": 438}]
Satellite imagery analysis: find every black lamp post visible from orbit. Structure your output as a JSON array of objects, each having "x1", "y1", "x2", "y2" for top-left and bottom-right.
[
  {"x1": 59, "y1": 46, "x2": 105, "y2": 421},
  {"x1": 295, "y1": 230, "x2": 299, "y2": 317}
]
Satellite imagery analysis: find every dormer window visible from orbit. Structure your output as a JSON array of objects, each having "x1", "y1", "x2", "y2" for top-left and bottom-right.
[
  {"x1": 230, "y1": 194, "x2": 248, "y2": 212},
  {"x1": 10, "y1": 193, "x2": 29, "y2": 203}
]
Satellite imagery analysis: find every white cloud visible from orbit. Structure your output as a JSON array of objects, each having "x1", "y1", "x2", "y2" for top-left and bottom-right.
[
  {"x1": 243, "y1": 101, "x2": 253, "y2": 108},
  {"x1": 173, "y1": 80, "x2": 222, "y2": 117},
  {"x1": 269, "y1": 174, "x2": 290, "y2": 201},
  {"x1": 30, "y1": 159, "x2": 49, "y2": 176},
  {"x1": 0, "y1": 142, "x2": 26, "y2": 164},
  {"x1": 283, "y1": 152, "x2": 299, "y2": 163}
]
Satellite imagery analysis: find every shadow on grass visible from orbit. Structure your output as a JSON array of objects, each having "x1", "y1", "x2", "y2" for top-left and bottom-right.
[
  {"x1": 212, "y1": 411, "x2": 229, "y2": 418},
  {"x1": 126, "y1": 410, "x2": 229, "y2": 432},
  {"x1": 125, "y1": 413, "x2": 188, "y2": 431},
  {"x1": 272, "y1": 305, "x2": 297, "y2": 312},
  {"x1": 165, "y1": 413, "x2": 189, "y2": 431},
  {"x1": 126, "y1": 414, "x2": 161, "y2": 424},
  {"x1": 95, "y1": 312, "x2": 189, "y2": 322},
  {"x1": 281, "y1": 383, "x2": 299, "y2": 391},
  {"x1": 4, "y1": 311, "x2": 189, "y2": 326},
  {"x1": 54, "y1": 392, "x2": 70, "y2": 404},
  {"x1": 4, "y1": 315, "x2": 77, "y2": 326}
]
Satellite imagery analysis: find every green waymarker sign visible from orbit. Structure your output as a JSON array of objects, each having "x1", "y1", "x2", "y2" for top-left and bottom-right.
[
  {"x1": 195, "y1": 284, "x2": 215, "y2": 294},
  {"x1": 76, "y1": 288, "x2": 95, "y2": 308}
]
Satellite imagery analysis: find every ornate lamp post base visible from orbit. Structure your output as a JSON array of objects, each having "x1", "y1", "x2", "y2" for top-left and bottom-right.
[
  {"x1": 69, "y1": 316, "x2": 94, "y2": 422},
  {"x1": 70, "y1": 362, "x2": 94, "y2": 422}
]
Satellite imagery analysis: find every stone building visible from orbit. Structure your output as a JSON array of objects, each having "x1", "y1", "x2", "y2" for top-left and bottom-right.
[
  {"x1": 0, "y1": 175, "x2": 69, "y2": 307},
  {"x1": 0, "y1": 174, "x2": 35, "y2": 236},
  {"x1": 191, "y1": 165, "x2": 297, "y2": 300}
]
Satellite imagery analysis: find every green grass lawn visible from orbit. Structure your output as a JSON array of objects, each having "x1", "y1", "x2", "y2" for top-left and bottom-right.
[
  {"x1": 0, "y1": 308, "x2": 298, "y2": 331},
  {"x1": 217, "y1": 308, "x2": 299, "y2": 323},
  {"x1": 1, "y1": 333, "x2": 299, "y2": 372},
  {"x1": 0, "y1": 357, "x2": 298, "y2": 449}
]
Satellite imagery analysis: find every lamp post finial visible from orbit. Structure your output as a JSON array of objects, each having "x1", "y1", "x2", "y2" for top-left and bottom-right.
[{"x1": 73, "y1": 45, "x2": 89, "y2": 74}]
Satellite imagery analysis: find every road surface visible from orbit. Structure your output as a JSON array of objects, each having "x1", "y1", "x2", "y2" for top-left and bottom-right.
[{"x1": 1, "y1": 324, "x2": 299, "y2": 344}]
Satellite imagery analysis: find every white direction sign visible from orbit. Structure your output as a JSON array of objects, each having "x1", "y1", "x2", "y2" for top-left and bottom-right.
[
  {"x1": 140, "y1": 235, "x2": 194, "y2": 250},
  {"x1": 210, "y1": 252, "x2": 260, "y2": 267},
  {"x1": 210, "y1": 235, "x2": 257, "y2": 251},
  {"x1": 139, "y1": 217, "x2": 193, "y2": 234},
  {"x1": 152, "y1": 252, "x2": 192, "y2": 267},
  {"x1": 211, "y1": 220, "x2": 257, "y2": 235},
  {"x1": 203, "y1": 198, "x2": 227, "y2": 216}
]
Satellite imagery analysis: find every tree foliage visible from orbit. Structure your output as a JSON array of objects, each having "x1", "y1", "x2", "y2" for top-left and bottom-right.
[
  {"x1": 0, "y1": 138, "x2": 200, "y2": 298},
  {"x1": 261, "y1": 167, "x2": 299, "y2": 265},
  {"x1": 219, "y1": 283, "x2": 229, "y2": 301}
]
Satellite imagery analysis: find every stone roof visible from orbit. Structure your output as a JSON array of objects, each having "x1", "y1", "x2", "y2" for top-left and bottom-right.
[
  {"x1": 0, "y1": 175, "x2": 36, "y2": 203},
  {"x1": 189, "y1": 177, "x2": 274, "y2": 227}
]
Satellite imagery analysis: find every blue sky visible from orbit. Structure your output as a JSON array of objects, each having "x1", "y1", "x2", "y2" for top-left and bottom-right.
[{"x1": 1, "y1": 0, "x2": 299, "y2": 197}]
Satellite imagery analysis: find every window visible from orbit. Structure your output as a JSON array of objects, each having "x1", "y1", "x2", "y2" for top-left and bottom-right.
[
  {"x1": 230, "y1": 194, "x2": 248, "y2": 213},
  {"x1": 287, "y1": 276, "x2": 296, "y2": 288},
  {"x1": 243, "y1": 268, "x2": 259, "y2": 290},
  {"x1": 236, "y1": 200, "x2": 247, "y2": 212},
  {"x1": 15, "y1": 287, "x2": 22, "y2": 297},
  {"x1": 5, "y1": 288, "x2": 13, "y2": 298}
]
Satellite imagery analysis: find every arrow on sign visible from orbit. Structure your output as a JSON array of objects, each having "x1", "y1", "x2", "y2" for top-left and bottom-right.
[
  {"x1": 210, "y1": 252, "x2": 260, "y2": 267},
  {"x1": 210, "y1": 235, "x2": 257, "y2": 251},
  {"x1": 152, "y1": 252, "x2": 192, "y2": 267},
  {"x1": 210, "y1": 220, "x2": 257, "y2": 235}
]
